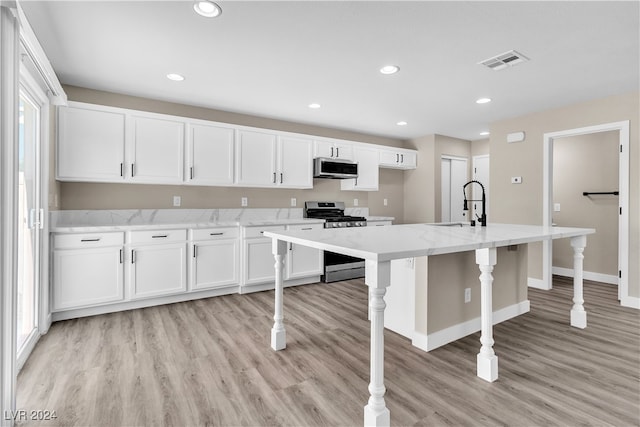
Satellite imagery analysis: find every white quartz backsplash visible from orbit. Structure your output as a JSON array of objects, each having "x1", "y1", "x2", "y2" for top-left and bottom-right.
[{"x1": 51, "y1": 208, "x2": 305, "y2": 229}]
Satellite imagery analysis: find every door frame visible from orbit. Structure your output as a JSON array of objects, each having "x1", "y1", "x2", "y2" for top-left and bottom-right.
[
  {"x1": 16, "y1": 67, "x2": 50, "y2": 370},
  {"x1": 441, "y1": 155, "x2": 468, "y2": 223},
  {"x1": 542, "y1": 121, "x2": 632, "y2": 307}
]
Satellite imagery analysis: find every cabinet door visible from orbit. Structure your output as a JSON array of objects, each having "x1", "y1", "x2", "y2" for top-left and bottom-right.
[
  {"x1": 243, "y1": 239, "x2": 276, "y2": 285},
  {"x1": 130, "y1": 116, "x2": 184, "y2": 183},
  {"x1": 278, "y1": 136, "x2": 313, "y2": 188},
  {"x1": 57, "y1": 105, "x2": 125, "y2": 181},
  {"x1": 191, "y1": 240, "x2": 238, "y2": 290},
  {"x1": 313, "y1": 140, "x2": 353, "y2": 160},
  {"x1": 235, "y1": 130, "x2": 277, "y2": 186},
  {"x1": 130, "y1": 243, "x2": 187, "y2": 299},
  {"x1": 379, "y1": 149, "x2": 417, "y2": 170},
  {"x1": 286, "y1": 225, "x2": 323, "y2": 279},
  {"x1": 53, "y1": 247, "x2": 124, "y2": 310},
  {"x1": 341, "y1": 147, "x2": 379, "y2": 191},
  {"x1": 188, "y1": 124, "x2": 234, "y2": 185}
]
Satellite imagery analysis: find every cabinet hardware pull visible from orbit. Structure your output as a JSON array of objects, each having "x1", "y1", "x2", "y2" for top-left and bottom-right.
[
  {"x1": 260, "y1": 231, "x2": 265, "y2": 234},
  {"x1": 331, "y1": 147, "x2": 334, "y2": 157},
  {"x1": 289, "y1": 243, "x2": 292, "y2": 251},
  {"x1": 131, "y1": 163, "x2": 135, "y2": 177},
  {"x1": 119, "y1": 249, "x2": 123, "y2": 264},
  {"x1": 210, "y1": 232, "x2": 224, "y2": 236},
  {"x1": 193, "y1": 245, "x2": 197, "y2": 258},
  {"x1": 80, "y1": 238, "x2": 101, "y2": 242},
  {"x1": 273, "y1": 172, "x2": 276, "y2": 183},
  {"x1": 120, "y1": 163, "x2": 124, "y2": 177},
  {"x1": 302, "y1": 227, "x2": 312, "y2": 230},
  {"x1": 190, "y1": 167, "x2": 194, "y2": 180},
  {"x1": 401, "y1": 154, "x2": 404, "y2": 163},
  {"x1": 336, "y1": 147, "x2": 339, "y2": 157},
  {"x1": 280, "y1": 172, "x2": 283, "y2": 184},
  {"x1": 152, "y1": 235, "x2": 168, "y2": 238},
  {"x1": 396, "y1": 153, "x2": 399, "y2": 163},
  {"x1": 131, "y1": 250, "x2": 135, "y2": 264}
]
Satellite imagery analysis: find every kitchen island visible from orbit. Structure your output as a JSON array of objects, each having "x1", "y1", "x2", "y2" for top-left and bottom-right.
[{"x1": 264, "y1": 223, "x2": 595, "y2": 427}]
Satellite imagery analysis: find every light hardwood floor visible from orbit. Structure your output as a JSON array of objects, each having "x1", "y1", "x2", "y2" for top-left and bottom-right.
[{"x1": 16, "y1": 277, "x2": 640, "y2": 426}]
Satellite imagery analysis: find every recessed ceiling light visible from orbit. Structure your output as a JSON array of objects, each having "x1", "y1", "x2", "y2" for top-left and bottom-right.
[
  {"x1": 480, "y1": 131, "x2": 490, "y2": 136},
  {"x1": 396, "y1": 121, "x2": 408, "y2": 126},
  {"x1": 476, "y1": 97, "x2": 492, "y2": 104},
  {"x1": 380, "y1": 65, "x2": 400, "y2": 75},
  {"x1": 166, "y1": 73, "x2": 185, "y2": 81},
  {"x1": 308, "y1": 103, "x2": 321, "y2": 109},
  {"x1": 193, "y1": 0, "x2": 222, "y2": 18}
]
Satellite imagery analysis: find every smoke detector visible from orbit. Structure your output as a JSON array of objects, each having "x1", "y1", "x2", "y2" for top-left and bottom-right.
[{"x1": 479, "y1": 50, "x2": 529, "y2": 71}]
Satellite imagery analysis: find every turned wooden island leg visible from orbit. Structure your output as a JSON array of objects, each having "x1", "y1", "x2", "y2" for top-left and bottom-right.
[
  {"x1": 363, "y1": 260, "x2": 391, "y2": 427},
  {"x1": 570, "y1": 235, "x2": 587, "y2": 329},
  {"x1": 271, "y1": 239, "x2": 287, "y2": 351},
  {"x1": 475, "y1": 247, "x2": 498, "y2": 382}
]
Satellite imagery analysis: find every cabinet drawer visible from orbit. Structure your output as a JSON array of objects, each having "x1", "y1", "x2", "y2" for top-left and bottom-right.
[
  {"x1": 243, "y1": 225, "x2": 286, "y2": 239},
  {"x1": 54, "y1": 232, "x2": 124, "y2": 249},
  {"x1": 287, "y1": 223, "x2": 323, "y2": 232},
  {"x1": 190, "y1": 227, "x2": 238, "y2": 241},
  {"x1": 129, "y1": 229, "x2": 187, "y2": 244}
]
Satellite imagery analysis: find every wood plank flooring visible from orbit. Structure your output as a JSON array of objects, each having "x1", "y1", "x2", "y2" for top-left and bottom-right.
[{"x1": 16, "y1": 277, "x2": 640, "y2": 426}]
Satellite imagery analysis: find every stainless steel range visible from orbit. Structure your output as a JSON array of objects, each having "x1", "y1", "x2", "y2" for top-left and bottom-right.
[{"x1": 304, "y1": 201, "x2": 367, "y2": 282}]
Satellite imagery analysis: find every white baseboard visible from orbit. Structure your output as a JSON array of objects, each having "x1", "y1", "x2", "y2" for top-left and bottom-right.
[
  {"x1": 411, "y1": 300, "x2": 530, "y2": 352},
  {"x1": 621, "y1": 295, "x2": 640, "y2": 309},
  {"x1": 552, "y1": 266, "x2": 618, "y2": 285},
  {"x1": 527, "y1": 277, "x2": 549, "y2": 290}
]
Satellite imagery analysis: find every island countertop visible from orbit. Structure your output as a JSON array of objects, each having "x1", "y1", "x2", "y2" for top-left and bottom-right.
[{"x1": 264, "y1": 222, "x2": 595, "y2": 262}]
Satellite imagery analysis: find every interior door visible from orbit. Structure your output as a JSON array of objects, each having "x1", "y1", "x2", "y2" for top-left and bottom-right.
[
  {"x1": 441, "y1": 157, "x2": 468, "y2": 222},
  {"x1": 17, "y1": 88, "x2": 41, "y2": 363}
]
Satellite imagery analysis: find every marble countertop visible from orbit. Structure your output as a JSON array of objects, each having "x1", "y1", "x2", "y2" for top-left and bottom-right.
[
  {"x1": 366, "y1": 216, "x2": 395, "y2": 221},
  {"x1": 50, "y1": 209, "x2": 325, "y2": 233},
  {"x1": 264, "y1": 223, "x2": 596, "y2": 262}
]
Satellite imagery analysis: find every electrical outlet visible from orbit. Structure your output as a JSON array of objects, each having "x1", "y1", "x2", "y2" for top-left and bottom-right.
[
  {"x1": 383, "y1": 198, "x2": 388, "y2": 206},
  {"x1": 291, "y1": 198, "x2": 297, "y2": 207},
  {"x1": 354, "y1": 198, "x2": 359, "y2": 207},
  {"x1": 554, "y1": 203, "x2": 561, "y2": 212},
  {"x1": 464, "y1": 288, "x2": 471, "y2": 303},
  {"x1": 173, "y1": 196, "x2": 181, "y2": 207},
  {"x1": 511, "y1": 176, "x2": 522, "y2": 184},
  {"x1": 241, "y1": 197, "x2": 248, "y2": 207}
]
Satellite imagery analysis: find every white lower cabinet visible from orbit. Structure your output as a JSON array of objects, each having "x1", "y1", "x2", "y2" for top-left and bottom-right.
[
  {"x1": 242, "y1": 225, "x2": 286, "y2": 286},
  {"x1": 190, "y1": 227, "x2": 239, "y2": 290},
  {"x1": 129, "y1": 229, "x2": 187, "y2": 299},
  {"x1": 286, "y1": 224, "x2": 323, "y2": 279},
  {"x1": 52, "y1": 232, "x2": 125, "y2": 310}
]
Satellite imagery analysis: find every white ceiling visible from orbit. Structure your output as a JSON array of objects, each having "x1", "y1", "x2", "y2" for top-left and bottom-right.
[{"x1": 20, "y1": 1, "x2": 639, "y2": 141}]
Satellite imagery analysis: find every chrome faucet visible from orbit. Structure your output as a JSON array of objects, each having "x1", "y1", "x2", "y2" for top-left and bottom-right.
[{"x1": 462, "y1": 180, "x2": 487, "y2": 227}]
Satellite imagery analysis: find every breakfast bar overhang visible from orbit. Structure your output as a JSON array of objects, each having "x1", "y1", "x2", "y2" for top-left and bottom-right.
[{"x1": 264, "y1": 223, "x2": 595, "y2": 427}]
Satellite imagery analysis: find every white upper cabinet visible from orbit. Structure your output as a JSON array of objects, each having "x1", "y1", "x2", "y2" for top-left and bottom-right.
[
  {"x1": 314, "y1": 139, "x2": 354, "y2": 160},
  {"x1": 57, "y1": 105, "x2": 126, "y2": 182},
  {"x1": 277, "y1": 136, "x2": 313, "y2": 188},
  {"x1": 129, "y1": 115, "x2": 184, "y2": 184},
  {"x1": 379, "y1": 148, "x2": 417, "y2": 170},
  {"x1": 188, "y1": 123, "x2": 234, "y2": 185},
  {"x1": 341, "y1": 146, "x2": 379, "y2": 191},
  {"x1": 235, "y1": 131, "x2": 313, "y2": 188},
  {"x1": 235, "y1": 130, "x2": 277, "y2": 186}
]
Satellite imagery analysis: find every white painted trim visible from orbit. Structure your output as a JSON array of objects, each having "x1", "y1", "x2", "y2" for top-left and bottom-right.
[
  {"x1": 621, "y1": 296, "x2": 640, "y2": 309},
  {"x1": 543, "y1": 121, "x2": 630, "y2": 307},
  {"x1": 552, "y1": 267, "x2": 618, "y2": 286},
  {"x1": 527, "y1": 277, "x2": 549, "y2": 290},
  {"x1": 411, "y1": 300, "x2": 530, "y2": 352},
  {"x1": 1, "y1": 5, "x2": 20, "y2": 426}
]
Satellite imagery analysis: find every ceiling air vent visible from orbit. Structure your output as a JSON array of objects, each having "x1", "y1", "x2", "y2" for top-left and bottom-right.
[{"x1": 479, "y1": 50, "x2": 529, "y2": 71}]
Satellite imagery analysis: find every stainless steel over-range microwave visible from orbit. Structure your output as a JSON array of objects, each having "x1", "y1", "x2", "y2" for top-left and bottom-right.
[{"x1": 313, "y1": 158, "x2": 358, "y2": 179}]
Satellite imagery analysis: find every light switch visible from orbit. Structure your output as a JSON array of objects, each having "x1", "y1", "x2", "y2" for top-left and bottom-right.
[
  {"x1": 354, "y1": 198, "x2": 359, "y2": 207},
  {"x1": 554, "y1": 203, "x2": 561, "y2": 212},
  {"x1": 291, "y1": 198, "x2": 297, "y2": 207},
  {"x1": 173, "y1": 196, "x2": 181, "y2": 207}
]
